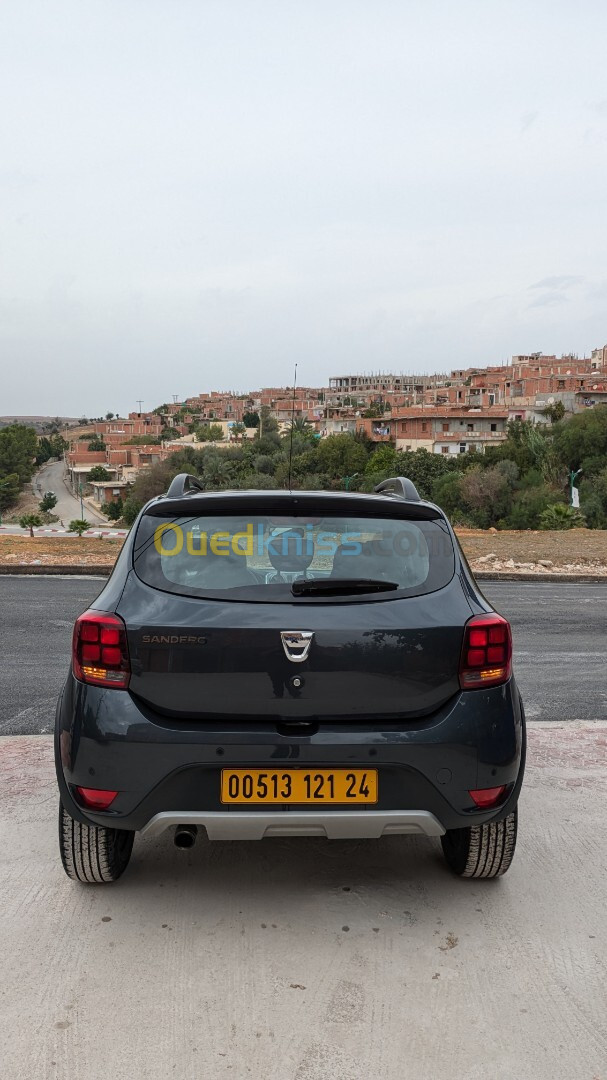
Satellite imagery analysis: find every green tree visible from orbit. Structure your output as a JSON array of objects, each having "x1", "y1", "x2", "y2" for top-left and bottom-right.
[
  {"x1": 364, "y1": 444, "x2": 400, "y2": 480},
  {"x1": 315, "y1": 435, "x2": 368, "y2": 481},
  {"x1": 362, "y1": 403, "x2": 384, "y2": 418},
  {"x1": 506, "y1": 485, "x2": 558, "y2": 529},
  {"x1": 432, "y1": 472, "x2": 463, "y2": 518},
  {"x1": 552, "y1": 405, "x2": 607, "y2": 473},
  {"x1": 0, "y1": 472, "x2": 21, "y2": 509},
  {"x1": 0, "y1": 424, "x2": 38, "y2": 485},
  {"x1": 105, "y1": 498, "x2": 123, "y2": 521},
  {"x1": 396, "y1": 448, "x2": 457, "y2": 500},
  {"x1": 201, "y1": 452, "x2": 230, "y2": 486},
  {"x1": 105, "y1": 412, "x2": 115, "y2": 420},
  {"x1": 36, "y1": 437, "x2": 53, "y2": 465},
  {"x1": 287, "y1": 415, "x2": 314, "y2": 435},
  {"x1": 87, "y1": 438, "x2": 106, "y2": 451},
  {"x1": 541, "y1": 400, "x2": 566, "y2": 424},
  {"x1": 87, "y1": 466, "x2": 111, "y2": 481},
  {"x1": 39, "y1": 492, "x2": 58, "y2": 513},
  {"x1": 19, "y1": 513, "x2": 42, "y2": 537},
  {"x1": 458, "y1": 465, "x2": 516, "y2": 528},
  {"x1": 121, "y1": 495, "x2": 143, "y2": 526},
  {"x1": 69, "y1": 519, "x2": 90, "y2": 536},
  {"x1": 230, "y1": 422, "x2": 247, "y2": 440},
  {"x1": 258, "y1": 406, "x2": 279, "y2": 436},
  {"x1": 243, "y1": 411, "x2": 259, "y2": 428}
]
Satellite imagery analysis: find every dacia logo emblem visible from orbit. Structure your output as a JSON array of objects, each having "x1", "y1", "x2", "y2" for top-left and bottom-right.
[{"x1": 280, "y1": 630, "x2": 314, "y2": 663}]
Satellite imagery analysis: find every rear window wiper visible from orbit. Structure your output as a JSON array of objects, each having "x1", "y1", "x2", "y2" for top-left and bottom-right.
[{"x1": 291, "y1": 578, "x2": 399, "y2": 596}]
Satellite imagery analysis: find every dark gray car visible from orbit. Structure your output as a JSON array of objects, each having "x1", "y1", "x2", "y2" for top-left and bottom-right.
[{"x1": 55, "y1": 475, "x2": 525, "y2": 883}]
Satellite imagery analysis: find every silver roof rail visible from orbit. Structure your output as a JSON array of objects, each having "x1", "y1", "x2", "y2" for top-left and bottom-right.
[{"x1": 374, "y1": 476, "x2": 421, "y2": 502}]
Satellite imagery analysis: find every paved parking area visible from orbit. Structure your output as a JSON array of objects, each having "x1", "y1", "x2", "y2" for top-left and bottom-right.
[{"x1": 1, "y1": 723, "x2": 606, "y2": 1080}]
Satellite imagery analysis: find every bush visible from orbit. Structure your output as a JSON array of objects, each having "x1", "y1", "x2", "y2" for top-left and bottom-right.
[
  {"x1": 69, "y1": 519, "x2": 90, "y2": 536},
  {"x1": 506, "y1": 486, "x2": 558, "y2": 529},
  {"x1": 539, "y1": 503, "x2": 586, "y2": 530},
  {"x1": 432, "y1": 472, "x2": 463, "y2": 518},
  {"x1": 39, "y1": 492, "x2": 58, "y2": 513},
  {"x1": 105, "y1": 499, "x2": 123, "y2": 521},
  {"x1": 121, "y1": 495, "x2": 143, "y2": 526}
]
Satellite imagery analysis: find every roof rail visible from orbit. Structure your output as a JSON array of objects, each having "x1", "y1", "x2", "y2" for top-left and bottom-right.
[
  {"x1": 166, "y1": 473, "x2": 205, "y2": 498},
  {"x1": 374, "y1": 476, "x2": 421, "y2": 502}
]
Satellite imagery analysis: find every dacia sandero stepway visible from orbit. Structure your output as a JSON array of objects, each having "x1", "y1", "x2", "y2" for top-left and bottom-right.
[{"x1": 55, "y1": 475, "x2": 525, "y2": 883}]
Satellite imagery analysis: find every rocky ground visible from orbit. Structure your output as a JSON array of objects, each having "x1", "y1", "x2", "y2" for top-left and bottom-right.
[
  {"x1": 458, "y1": 528, "x2": 607, "y2": 577},
  {"x1": 1, "y1": 529, "x2": 607, "y2": 575}
]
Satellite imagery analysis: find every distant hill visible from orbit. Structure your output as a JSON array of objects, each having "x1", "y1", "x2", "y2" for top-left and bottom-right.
[{"x1": 0, "y1": 415, "x2": 83, "y2": 433}]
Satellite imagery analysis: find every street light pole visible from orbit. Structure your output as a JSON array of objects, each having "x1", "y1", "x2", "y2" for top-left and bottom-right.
[
  {"x1": 79, "y1": 482, "x2": 84, "y2": 521},
  {"x1": 569, "y1": 468, "x2": 583, "y2": 507}
]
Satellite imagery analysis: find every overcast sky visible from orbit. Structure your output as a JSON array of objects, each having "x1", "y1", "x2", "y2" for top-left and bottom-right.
[{"x1": 2, "y1": 0, "x2": 607, "y2": 416}]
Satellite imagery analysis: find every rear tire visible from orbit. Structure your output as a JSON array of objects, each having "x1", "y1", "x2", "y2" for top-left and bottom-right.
[
  {"x1": 59, "y1": 801, "x2": 134, "y2": 883},
  {"x1": 441, "y1": 806, "x2": 517, "y2": 878}
]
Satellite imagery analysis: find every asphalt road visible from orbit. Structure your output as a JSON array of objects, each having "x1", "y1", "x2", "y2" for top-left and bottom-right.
[
  {"x1": 33, "y1": 459, "x2": 107, "y2": 524},
  {"x1": 0, "y1": 577, "x2": 605, "y2": 735}
]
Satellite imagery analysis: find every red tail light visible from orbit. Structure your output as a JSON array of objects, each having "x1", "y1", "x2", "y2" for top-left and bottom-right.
[
  {"x1": 75, "y1": 787, "x2": 118, "y2": 810},
  {"x1": 469, "y1": 785, "x2": 507, "y2": 808},
  {"x1": 72, "y1": 610, "x2": 130, "y2": 689},
  {"x1": 459, "y1": 613, "x2": 512, "y2": 690}
]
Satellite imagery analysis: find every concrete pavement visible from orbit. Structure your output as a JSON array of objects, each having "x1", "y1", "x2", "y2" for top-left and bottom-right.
[{"x1": 1, "y1": 724, "x2": 606, "y2": 1080}]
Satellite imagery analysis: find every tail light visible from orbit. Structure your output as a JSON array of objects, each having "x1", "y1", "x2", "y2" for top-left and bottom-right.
[
  {"x1": 72, "y1": 610, "x2": 130, "y2": 689},
  {"x1": 459, "y1": 613, "x2": 512, "y2": 690},
  {"x1": 469, "y1": 785, "x2": 507, "y2": 808},
  {"x1": 75, "y1": 787, "x2": 118, "y2": 810}
]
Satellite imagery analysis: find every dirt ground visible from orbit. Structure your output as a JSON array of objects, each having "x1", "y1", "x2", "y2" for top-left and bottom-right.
[
  {"x1": 456, "y1": 528, "x2": 607, "y2": 566},
  {"x1": 0, "y1": 535, "x2": 122, "y2": 566},
  {"x1": 1, "y1": 529, "x2": 607, "y2": 570}
]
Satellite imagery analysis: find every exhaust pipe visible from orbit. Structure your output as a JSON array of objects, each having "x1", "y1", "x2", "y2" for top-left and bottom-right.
[{"x1": 174, "y1": 824, "x2": 198, "y2": 849}]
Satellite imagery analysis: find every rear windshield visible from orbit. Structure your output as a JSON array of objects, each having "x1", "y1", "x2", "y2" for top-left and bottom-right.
[{"x1": 133, "y1": 511, "x2": 455, "y2": 602}]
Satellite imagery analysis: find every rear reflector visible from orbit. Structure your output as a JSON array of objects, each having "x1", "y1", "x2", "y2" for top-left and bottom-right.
[
  {"x1": 459, "y1": 613, "x2": 512, "y2": 690},
  {"x1": 469, "y1": 785, "x2": 507, "y2": 808},
  {"x1": 72, "y1": 610, "x2": 130, "y2": 689},
  {"x1": 75, "y1": 787, "x2": 118, "y2": 810}
]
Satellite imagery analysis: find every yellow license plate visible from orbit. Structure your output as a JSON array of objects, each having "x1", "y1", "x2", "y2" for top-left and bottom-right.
[{"x1": 220, "y1": 768, "x2": 378, "y2": 805}]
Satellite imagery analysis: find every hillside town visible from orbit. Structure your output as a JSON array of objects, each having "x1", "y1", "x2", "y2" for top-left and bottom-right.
[{"x1": 64, "y1": 346, "x2": 607, "y2": 510}]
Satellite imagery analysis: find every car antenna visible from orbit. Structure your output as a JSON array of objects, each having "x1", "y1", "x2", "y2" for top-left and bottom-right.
[{"x1": 287, "y1": 362, "x2": 297, "y2": 492}]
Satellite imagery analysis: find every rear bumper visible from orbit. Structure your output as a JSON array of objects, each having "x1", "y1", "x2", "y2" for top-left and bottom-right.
[
  {"x1": 55, "y1": 675, "x2": 525, "y2": 836},
  {"x1": 141, "y1": 809, "x2": 445, "y2": 840}
]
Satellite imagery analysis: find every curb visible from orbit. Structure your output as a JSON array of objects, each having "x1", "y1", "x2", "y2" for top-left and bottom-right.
[
  {"x1": 0, "y1": 565, "x2": 606, "y2": 583},
  {"x1": 474, "y1": 570, "x2": 606, "y2": 583},
  {"x1": 0, "y1": 565, "x2": 112, "y2": 576}
]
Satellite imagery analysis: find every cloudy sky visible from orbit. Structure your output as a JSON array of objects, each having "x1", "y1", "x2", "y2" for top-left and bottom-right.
[{"x1": 2, "y1": 0, "x2": 607, "y2": 416}]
